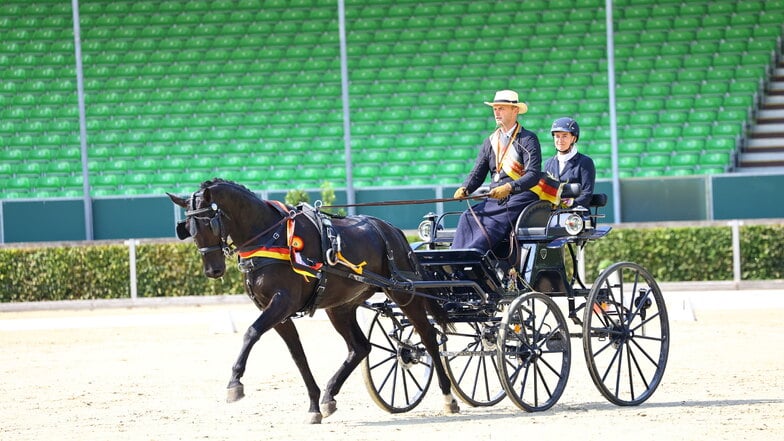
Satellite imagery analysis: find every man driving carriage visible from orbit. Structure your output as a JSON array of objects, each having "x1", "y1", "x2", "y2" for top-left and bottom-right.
[
  {"x1": 451, "y1": 90, "x2": 542, "y2": 252},
  {"x1": 544, "y1": 117, "x2": 596, "y2": 209}
]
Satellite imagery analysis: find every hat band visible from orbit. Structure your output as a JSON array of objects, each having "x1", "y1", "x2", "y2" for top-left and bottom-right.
[{"x1": 494, "y1": 99, "x2": 519, "y2": 104}]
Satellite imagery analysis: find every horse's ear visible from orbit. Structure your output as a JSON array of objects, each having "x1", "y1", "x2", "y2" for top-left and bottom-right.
[{"x1": 167, "y1": 192, "x2": 188, "y2": 208}]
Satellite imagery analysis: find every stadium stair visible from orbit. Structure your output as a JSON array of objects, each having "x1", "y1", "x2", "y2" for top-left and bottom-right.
[{"x1": 738, "y1": 53, "x2": 784, "y2": 171}]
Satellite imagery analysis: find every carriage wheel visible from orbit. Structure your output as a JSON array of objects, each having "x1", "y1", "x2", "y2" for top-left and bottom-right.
[
  {"x1": 361, "y1": 308, "x2": 433, "y2": 413},
  {"x1": 441, "y1": 320, "x2": 505, "y2": 407},
  {"x1": 583, "y1": 262, "x2": 670, "y2": 406},
  {"x1": 497, "y1": 292, "x2": 571, "y2": 412}
]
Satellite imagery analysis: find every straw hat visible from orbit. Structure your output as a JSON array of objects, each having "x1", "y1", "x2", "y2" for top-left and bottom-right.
[{"x1": 484, "y1": 90, "x2": 528, "y2": 114}]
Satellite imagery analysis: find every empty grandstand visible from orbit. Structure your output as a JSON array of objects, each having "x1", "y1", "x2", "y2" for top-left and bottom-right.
[{"x1": 1, "y1": 0, "x2": 783, "y2": 200}]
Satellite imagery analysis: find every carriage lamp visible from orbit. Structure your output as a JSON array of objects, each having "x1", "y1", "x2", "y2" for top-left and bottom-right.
[
  {"x1": 563, "y1": 213, "x2": 585, "y2": 236},
  {"x1": 417, "y1": 219, "x2": 432, "y2": 241}
]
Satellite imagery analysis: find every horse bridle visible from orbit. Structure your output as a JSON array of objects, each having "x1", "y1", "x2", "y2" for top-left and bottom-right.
[
  {"x1": 180, "y1": 191, "x2": 297, "y2": 258},
  {"x1": 180, "y1": 193, "x2": 234, "y2": 257}
]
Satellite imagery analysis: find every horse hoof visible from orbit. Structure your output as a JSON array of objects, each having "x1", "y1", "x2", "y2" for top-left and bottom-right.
[
  {"x1": 226, "y1": 385, "x2": 245, "y2": 403},
  {"x1": 307, "y1": 412, "x2": 323, "y2": 424},
  {"x1": 321, "y1": 400, "x2": 337, "y2": 418},
  {"x1": 445, "y1": 398, "x2": 460, "y2": 414}
]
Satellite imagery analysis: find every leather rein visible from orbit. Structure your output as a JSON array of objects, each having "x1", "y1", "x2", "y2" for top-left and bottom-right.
[
  {"x1": 184, "y1": 193, "x2": 491, "y2": 257},
  {"x1": 184, "y1": 197, "x2": 295, "y2": 258}
]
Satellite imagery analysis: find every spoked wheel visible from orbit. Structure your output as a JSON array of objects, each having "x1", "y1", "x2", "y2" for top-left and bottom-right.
[
  {"x1": 441, "y1": 319, "x2": 505, "y2": 407},
  {"x1": 583, "y1": 261, "x2": 670, "y2": 406},
  {"x1": 361, "y1": 307, "x2": 433, "y2": 413},
  {"x1": 497, "y1": 292, "x2": 571, "y2": 412}
]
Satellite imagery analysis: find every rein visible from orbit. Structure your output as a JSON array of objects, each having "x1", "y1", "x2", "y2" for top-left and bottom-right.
[
  {"x1": 320, "y1": 194, "x2": 486, "y2": 209},
  {"x1": 233, "y1": 203, "x2": 296, "y2": 253},
  {"x1": 185, "y1": 196, "x2": 297, "y2": 258}
]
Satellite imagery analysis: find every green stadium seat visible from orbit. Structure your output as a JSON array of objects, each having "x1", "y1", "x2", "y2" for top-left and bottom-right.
[
  {"x1": 671, "y1": 153, "x2": 700, "y2": 167},
  {"x1": 663, "y1": 167, "x2": 696, "y2": 176},
  {"x1": 654, "y1": 124, "x2": 682, "y2": 139},
  {"x1": 712, "y1": 123, "x2": 744, "y2": 138},
  {"x1": 636, "y1": 168, "x2": 664, "y2": 178},
  {"x1": 640, "y1": 154, "x2": 670, "y2": 169},
  {"x1": 729, "y1": 80, "x2": 760, "y2": 94},
  {"x1": 682, "y1": 124, "x2": 712, "y2": 138},
  {"x1": 647, "y1": 139, "x2": 677, "y2": 154},
  {"x1": 628, "y1": 112, "x2": 657, "y2": 126},
  {"x1": 717, "y1": 108, "x2": 748, "y2": 123},
  {"x1": 689, "y1": 110, "x2": 718, "y2": 124},
  {"x1": 700, "y1": 152, "x2": 731, "y2": 167},
  {"x1": 618, "y1": 155, "x2": 639, "y2": 169},
  {"x1": 680, "y1": 139, "x2": 706, "y2": 152},
  {"x1": 711, "y1": 137, "x2": 738, "y2": 152},
  {"x1": 621, "y1": 141, "x2": 646, "y2": 155},
  {"x1": 697, "y1": 166, "x2": 726, "y2": 175}
]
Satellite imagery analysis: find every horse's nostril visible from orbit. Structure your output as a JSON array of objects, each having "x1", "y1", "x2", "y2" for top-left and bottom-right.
[{"x1": 205, "y1": 267, "x2": 225, "y2": 278}]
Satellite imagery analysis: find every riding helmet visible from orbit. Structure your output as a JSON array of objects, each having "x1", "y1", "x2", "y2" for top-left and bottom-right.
[{"x1": 550, "y1": 117, "x2": 580, "y2": 142}]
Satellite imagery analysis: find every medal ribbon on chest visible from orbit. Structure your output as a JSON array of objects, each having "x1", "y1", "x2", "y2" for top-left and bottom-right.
[{"x1": 492, "y1": 123, "x2": 521, "y2": 182}]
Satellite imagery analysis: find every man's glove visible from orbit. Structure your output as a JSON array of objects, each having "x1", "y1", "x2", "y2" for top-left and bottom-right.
[
  {"x1": 488, "y1": 183, "x2": 512, "y2": 200},
  {"x1": 453, "y1": 187, "x2": 468, "y2": 199}
]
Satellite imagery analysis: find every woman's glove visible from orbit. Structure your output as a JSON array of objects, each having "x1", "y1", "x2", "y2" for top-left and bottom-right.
[{"x1": 453, "y1": 187, "x2": 468, "y2": 199}]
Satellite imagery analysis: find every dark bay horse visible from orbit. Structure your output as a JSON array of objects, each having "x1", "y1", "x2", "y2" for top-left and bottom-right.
[{"x1": 168, "y1": 179, "x2": 458, "y2": 423}]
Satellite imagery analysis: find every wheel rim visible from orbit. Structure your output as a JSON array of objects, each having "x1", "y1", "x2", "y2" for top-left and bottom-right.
[
  {"x1": 583, "y1": 262, "x2": 670, "y2": 406},
  {"x1": 362, "y1": 309, "x2": 433, "y2": 413},
  {"x1": 442, "y1": 320, "x2": 505, "y2": 406},
  {"x1": 498, "y1": 293, "x2": 571, "y2": 412}
]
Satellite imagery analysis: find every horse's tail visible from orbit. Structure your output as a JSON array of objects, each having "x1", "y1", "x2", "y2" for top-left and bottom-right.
[{"x1": 366, "y1": 217, "x2": 453, "y2": 332}]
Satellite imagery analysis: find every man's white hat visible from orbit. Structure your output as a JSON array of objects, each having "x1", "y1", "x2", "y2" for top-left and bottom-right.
[{"x1": 484, "y1": 90, "x2": 528, "y2": 114}]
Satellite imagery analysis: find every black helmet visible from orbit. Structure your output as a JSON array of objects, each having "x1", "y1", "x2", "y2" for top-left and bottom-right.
[{"x1": 551, "y1": 117, "x2": 580, "y2": 142}]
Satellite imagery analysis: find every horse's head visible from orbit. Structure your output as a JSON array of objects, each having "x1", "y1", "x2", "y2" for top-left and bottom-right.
[{"x1": 168, "y1": 180, "x2": 234, "y2": 278}]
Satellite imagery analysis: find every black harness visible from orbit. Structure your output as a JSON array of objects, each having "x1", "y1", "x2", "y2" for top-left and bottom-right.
[{"x1": 180, "y1": 193, "x2": 414, "y2": 317}]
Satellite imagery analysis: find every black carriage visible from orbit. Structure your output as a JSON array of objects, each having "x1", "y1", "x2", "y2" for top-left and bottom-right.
[
  {"x1": 361, "y1": 185, "x2": 670, "y2": 413},
  {"x1": 173, "y1": 179, "x2": 669, "y2": 422}
]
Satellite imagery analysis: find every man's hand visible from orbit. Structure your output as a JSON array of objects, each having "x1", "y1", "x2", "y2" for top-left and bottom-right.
[
  {"x1": 488, "y1": 183, "x2": 512, "y2": 199},
  {"x1": 453, "y1": 187, "x2": 468, "y2": 199}
]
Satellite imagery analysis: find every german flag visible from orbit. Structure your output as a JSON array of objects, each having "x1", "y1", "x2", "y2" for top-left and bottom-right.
[{"x1": 530, "y1": 175, "x2": 563, "y2": 206}]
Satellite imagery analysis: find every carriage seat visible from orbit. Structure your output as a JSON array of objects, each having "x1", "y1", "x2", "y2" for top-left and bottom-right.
[
  {"x1": 514, "y1": 201, "x2": 553, "y2": 238},
  {"x1": 589, "y1": 193, "x2": 607, "y2": 208},
  {"x1": 515, "y1": 184, "x2": 607, "y2": 239}
]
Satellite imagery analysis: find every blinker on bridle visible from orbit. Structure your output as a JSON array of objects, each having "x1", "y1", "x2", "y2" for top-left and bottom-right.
[{"x1": 177, "y1": 194, "x2": 233, "y2": 257}]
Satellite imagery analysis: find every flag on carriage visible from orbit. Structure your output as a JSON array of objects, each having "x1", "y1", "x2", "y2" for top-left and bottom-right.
[{"x1": 531, "y1": 174, "x2": 563, "y2": 206}]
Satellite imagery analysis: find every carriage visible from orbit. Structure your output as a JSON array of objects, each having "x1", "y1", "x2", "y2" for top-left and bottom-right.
[
  {"x1": 170, "y1": 179, "x2": 669, "y2": 423},
  {"x1": 360, "y1": 185, "x2": 670, "y2": 413}
]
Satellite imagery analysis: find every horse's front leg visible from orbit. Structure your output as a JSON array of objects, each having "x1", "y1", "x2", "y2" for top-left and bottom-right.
[{"x1": 227, "y1": 291, "x2": 291, "y2": 403}]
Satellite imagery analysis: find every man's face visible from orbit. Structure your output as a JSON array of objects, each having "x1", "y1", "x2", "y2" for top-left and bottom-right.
[
  {"x1": 492, "y1": 105, "x2": 519, "y2": 129},
  {"x1": 553, "y1": 131, "x2": 576, "y2": 153}
]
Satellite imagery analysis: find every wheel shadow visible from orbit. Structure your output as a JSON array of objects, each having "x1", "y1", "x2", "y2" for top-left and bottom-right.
[{"x1": 352, "y1": 398, "x2": 784, "y2": 427}]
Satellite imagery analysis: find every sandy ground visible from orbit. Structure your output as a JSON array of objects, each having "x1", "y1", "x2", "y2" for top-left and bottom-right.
[{"x1": 1, "y1": 291, "x2": 783, "y2": 441}]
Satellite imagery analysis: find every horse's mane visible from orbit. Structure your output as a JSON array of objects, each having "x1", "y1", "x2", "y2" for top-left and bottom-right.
[{"x1": 200, "y1": 178, "x2": 263, "y2": 203}]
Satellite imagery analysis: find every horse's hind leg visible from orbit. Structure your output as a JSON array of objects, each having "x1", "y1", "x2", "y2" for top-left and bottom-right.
[
  {"x1": 273, "y1": 319, "x2": 324, "y2": 424},
  {"x1": 394, "y1": 295, "x2": 460, "y2": 414},
  {"x1": 320, "y1": 304, "x2": 372, "y2": 418}
]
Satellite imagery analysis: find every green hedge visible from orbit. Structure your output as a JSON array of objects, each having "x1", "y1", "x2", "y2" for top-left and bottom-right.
[
  {"x1": 1, "y1": 223, "x2": 782, "y2": 303},
  {"x1": 582, "y1": 224, "x2": 784, "y2": 281},
  {"x1": 0, "y1": 242, "x2": 245, "y2": 302}
]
